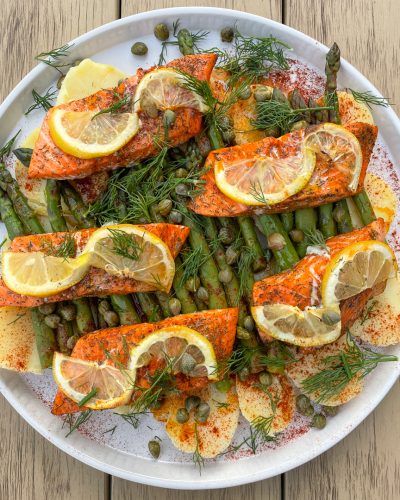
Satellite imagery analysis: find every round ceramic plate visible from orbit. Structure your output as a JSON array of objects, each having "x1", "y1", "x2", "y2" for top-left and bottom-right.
[{"x1": 0, "y1": 6, "x2": 399, "y2": 490}]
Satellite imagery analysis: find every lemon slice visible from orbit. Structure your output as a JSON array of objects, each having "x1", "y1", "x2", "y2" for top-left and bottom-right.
[
  {"x1": 49, "y1": 108, "x2": 140, "y2": 159},
  {"x1": 53, "y1": 352, "x2": 133, "y2": 410},
  {"x1": 83, "y1": 224, "x2": 175, "y2": 292},
  {"x1": 128, "y1": 326, "x2": 218, "y2": 381},
  {"x1": 322, "y1": 240, "x2": 397, "y2": 307},
  {"x1": 251, "y1": 303, "x2": 342, "y2": 347},
  {"x1": 133, "y1": 68, "x2": 208, "y2": 115},
  {"x1": 2, "y1": 252, "x2": 91, "y2": 297}
]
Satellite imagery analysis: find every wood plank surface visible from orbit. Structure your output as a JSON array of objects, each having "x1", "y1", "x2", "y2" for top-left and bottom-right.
[{"x1": 0, "y1": 1, "x2": 118, "y2": 499}]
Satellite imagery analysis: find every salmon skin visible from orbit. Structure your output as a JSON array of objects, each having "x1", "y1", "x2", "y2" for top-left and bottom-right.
[
  {"x1": 253, "y1": 219, "x2": 386, "y2": 335},
  {"x1": 189, "y1": 122, "x2": 377, "y2": 217},
  {"x1": 28, "y1": 54, "x2": 217, "y2": 180},
  {"x1": 0, "y1": 223, "x2": 189, "y2": 307},
  {"x1": 52, "y1": 308, "x2": 239, "y2": 415}
]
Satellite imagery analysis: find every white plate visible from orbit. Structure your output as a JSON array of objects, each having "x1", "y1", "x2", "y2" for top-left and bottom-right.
[{"x1": 0, "y1": 6, "x2": 399, "y2": 490}]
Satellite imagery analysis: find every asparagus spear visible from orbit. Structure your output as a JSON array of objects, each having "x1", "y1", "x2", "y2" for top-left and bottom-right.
[
  {"x1": 333, "y1": 199, "x2": 353, "y2": 233},
  {"x1": 294, "y1": 207, "x2": 318, "y2": 258},
  {"x1": 61, "y1": 183, "x2": 95, "y2": 228},
  {"x1": 31, "y1": 308, "x2": 57, "y2": 369},
  {"x1": 353, "y1": 191, "x2": 376, "y2": 225},
  {"x1": 45, "y1": 180, "x2": 68, "y2": 232},
  {"x1": 172, "y1": 255, "x2": 198, "y2": 314},
  {"x1": 325, "y1": 42, "x2": 341, "y2": 124},
  {"x1": 110, "y1": 295, "x2": 141, "y2": 325},
  {"x1": 237, "y1": 217, "x2": 267, "y2": 272},
  {"x1": 318, "y1": 203, "x2": 337, "y2": 238},
  {"x1": 137, "y1": 293, "x2": 163, "y2": 322},
  {"x1": 0, "y1": 188, "x2": 25, "y2": 238}
]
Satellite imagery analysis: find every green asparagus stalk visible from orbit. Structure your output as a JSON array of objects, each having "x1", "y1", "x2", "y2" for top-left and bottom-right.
[
  {"x1": 325, "y1": 42, "x2": 341, "y2": 124},
  {"x1": 238, "y1": 216, "x2": 267, "y2": 271},
  {"x1": 31, "y1": 308, "x2": 57, "y2": 368},
  {"x1": 60, "y1": 183, "x2": 96, "y2": 228},
  {"x1": 0, "y1": 188, "x2": 25, "y2": 238},
  {"x1": 72, "y1": 299, "x2": 96, "y2": 334},
  {"x1": 45, "y1": 180, "x2": 68, "y2": 232},
  {"x1": 110, "y1": 295, "x2": 141, "y2": 325},
  {"x1": 353, "y1": 191, "x2": 376, "y2": 225},
  {"x1": 280, "y1": 212, "x2": 294, "y2": 233},
  {"x1": 294, "y1": 207, "x2": 318, "y2": 258},
  {"x1": 154, "y1": 291, "x2": 172, "y2": 318},
  {"x1": 334, "y1": 200, "x2": 353, "y2": 233},
  {"x1": 137, "y1": 293, "x2": 163, "y2": 322},
  {"x1": 172, "y1": 256, "x2": 198, "y2": 314},
  {"x1": 318, "y1": 203, "x2": 337, "y2": 239}
]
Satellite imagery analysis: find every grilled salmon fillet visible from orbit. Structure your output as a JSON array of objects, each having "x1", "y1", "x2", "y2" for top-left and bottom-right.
[
  {"x1": 189, "y1": 122, "x2": 377, "y2": 217},
  {"x1": 0, "y1": 223, "x2": 189, "y2": 307},
  {"x1": 51, "y1": 308, "x2": 239, "y2": 415},
  {"x1": 253, "y1": 219, "x2": 386, "y2": 335},
  {"x1": 28, "y1": 54, "x2": 217, "y2": 180}
]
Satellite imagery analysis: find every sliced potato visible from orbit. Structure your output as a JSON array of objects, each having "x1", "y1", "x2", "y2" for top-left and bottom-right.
[
  {"x1": 152, "y1": 383, "x2": 239, "y2": 458},
  {"x1": 236, "y1": 374, "x2": 295, "y2": 435},
  {"x1": 337, "y1": 90, "x2": 374, "y2": 125},
  {"x1": 351, "y1": 276, "x2": 400, "y2": 346},
  {"x1": 0, "y1": 307, "x2": 42, "y2": 373},
  {"x1": 365, "y1": 172, "x2": 397, "y2": 231},
  {"x1": 286, "y1": 335, "x2": 363, "y2": 406}
]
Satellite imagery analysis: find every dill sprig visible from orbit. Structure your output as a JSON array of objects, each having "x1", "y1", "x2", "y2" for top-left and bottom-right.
[
  {"x1": 102, "y1": 425, "x2": 117, "y2": 436},
  {"x1": 302, "y1": 332, "x2": 398, "y2": 403},
  {"x1": 25, "y1": 88, "x2": 57, "y2": 115},
  {"x1": 64, "y1": 409, "x2": 93, "y2": 437},
  {"x1": 303, "y1": 228, "x2": 328, "y2": 250},
  {"x1": 253, "y1": 99, "x2": 332, "y2": 134},
  {"x1": 349, "y1": 89, "x2": 390, "y2": 109},
  {"x1": 179, "y1": 246, "x2": 210, "y2": 287},
  {"x1": 249, "y1": 180, "x2": 270, "y2": 205},
  {"x1": 158, "y1": 20, "x2": 209, "y2": 65},
  {"x1": 192, "y1": 422, "x2": 205, "y2": 473},
  {"x1": 7, "y1": 311, "x2": 26, "y2": 325},
  {"x1": 42, "y1": 233, "x2": 75, "y2": 260},
  {"x1": 108, "y1": 228, "x2": 144, "y2": 261},
  {"x1": 92, "y1": 93, "x2": 132, "y2": 118},
  {"x1": 78, "y1": 388, "x2": 97, "y2": 407},
  {"x1": 0, "y1": 130, "x2": 21, "y2": 161},
  {"x1": 115, "y1": 411, "x2": 148, "y2": 429},
  {"x1": 236, "y1": 245, "x2": 257, "y2": 299},
  {"x1": 359, "y1": 300, "x2": 377, "y2": 325},
  {"x1": 35, "y1": 43, "x2": 74, "y2": 74}
]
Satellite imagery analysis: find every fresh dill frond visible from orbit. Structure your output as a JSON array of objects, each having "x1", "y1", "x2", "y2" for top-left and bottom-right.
[
  {"x1": 115, "y1": 411, "x2": 149, "y2": 429},
  {"x1": 178, "y1": 246, "x2": 209, "y2": 287},
  {"x1": 249, "y1": 180, "x2": 270, "y2": 205},
  {"x1": 64, "y1": 409, "x2": 93, "y2": 437},
  {"x1": 359, "y1": 300, "x2": 378, "y2": 325},
  {"x1": 303, "y1": 228, "x2": 328, "y2": 250},
  {"x1": 302, "y1": 332, "x2": 398, "y2": 403},
  {"x1": 42, "y1": 233, "x2": 75, "y2": 260},
  {"x1": 0, "y1": 130, "x2": 21, "y2": 160},
  {"x1": 108, "y1": 228, "x2": 144, "y2": 261},
  {"x1": 349, "y1": 89, "x2": 390, "y2": 109},
  {"x1": 7, "y1": 311, "x2": 26, "y2": 325},
  {"x1": 212, "y1": 399, "x2": 230, "y2": 409},
  {"x1": 92, "y1": 93, "x2": 132, "y2": 118},
  {"x1": 35, "y1": 43, "x2": 74, "y2": 73},
  {"x1": 78, "y1": 388, "x2": 98, "y2": 407},
  {"x1": 236, "y1": 245, "x2": 257, "y2": 300},
  {"x1": 25, "y1": 88, "x2": 57, "y2": 115},
  {"x1": 192, "y1": 422, "x2": 205, "y2": 473},
  {"x1": 102, "y1": 425, "x2": 117, "y2": 436}
]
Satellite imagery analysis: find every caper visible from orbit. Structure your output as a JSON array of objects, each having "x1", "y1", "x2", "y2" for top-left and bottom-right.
[
  {"x1": 238, "y1": 367, "x2": 250, "y2": 381},
  {"x1": 44, "y1": 314, "x2": 61, "y2": 329},
  {"x1": 254, "y1": 85, "x2": 273, "y2": 102},
  {"x1": 175, "y1": 183, "x2": 189, "y2": 197},
  {"x1": 185, "y1": 276, "x2": 200, "y2": 292},
  {"x1": 243, "y1": 315, "x2": 255, "y2": 332},
  {"x1": 289, "y1": 229, "x2": 304, "y2": 243},
  {"x1": 195, "y1": 402, "x2": 210, "y2": 423},
  {"x1": 39, "y1": 303, "x2": 56, "y2": 315},
  {"x1": 168, "y1": 210, "x2": 183, "y2": 224},
  {"x1": 267, "y1": 232, "x2": 286, "y2": 251},
  {"x1": 321, "y1": 310, "x2": 341, "y2": 326},
  {"x1": 180, "y1": 352, "x2": 197, "y2": 375},
  {"x1": 104, "y1": 310, "x2": 120, "y2": 327},
  {"x1": 157, "y1": 198, "x2": 173, "y2": 216},
  {"x1": 220, "y1": 26, "x2": 235, "y2": 43},
  {"x1": 311, "y1": 413, "x2": 327, "y2": 429},
  {"x1": 215, "y1": 378, "x2": 232, "y2": 393},
  {"x1": 218, "y1": 226, "x2": 235, "y2": 244},
  {"x1": 154, "y1": 22, "x2": 169, "y2": 41},
  {"x1": 148, "y1": 440, "x2": 161, "y2": 459},
  {"x1": 219, "y1": 268, "x2": 233, "y2": 284},
  {"x1": 322, "y1": 405, "x2": 339, "y2": 417},
  {"x1": 219, "y1": 115, "x2": 232, "y2": 131},
  {"x1": 333, "y1": 205, "x2": 346, "y2": 224},
  {"x1": 225, "y1": 245, "x2": 239, "y2": 265},
  {"x1": 176, "y1": 407, "x2": 190, "y2": 424},
  {"x1": 98, "y1": 300, "x2": 111, "y2": 316},
  {"x1": 177, "y1": 29, "x2": 194, "y2": 55},
  {"x1": 264, "y1": 126, "x2": 281, "y2": 138},
  {"x1": 238, "y1": 86, "x2": 251, "y2": 100},
  {"x1": 296, "y1": 394, "x2": 314, "y2": 416},
  {"x1": 259, "y1": 371, "x2": 273, "y2": 387},
  {"x1": 163, "y1": 109, "x2": 176, "y2": 128},
  {"x1": 185, "y1": 395, "x2": 201, "y2": 412},
  {"x1": 169, "y1": 298, "x2": 181, "y2": 316},
  {"x1": 222, "y1": 129, "x2": 235, "y2": 145},
  {"x1": 175, "y1": 167, "x2": 188, "y2": 178},
  {"x1": 66, "y1": 334, "x2": 79, "y2": 350},
  {"x1": 58, "y1": 303, "x2": 77, "y2": 321},
  {"x1": 56, "y1": 75, "x2": 65, "y2": 89},
  {"x1": 131, "y1": 41, "x2": 148, "y2": 56},
  {"x1": 290, "y1": 120, "x2": 308, "y2": 132},
  {"x1": 236, "y1": 326, "x2": 251, "y2": 340},
  {"x1": 196, "y1": 286, "x2": 209, "y2": 303}
]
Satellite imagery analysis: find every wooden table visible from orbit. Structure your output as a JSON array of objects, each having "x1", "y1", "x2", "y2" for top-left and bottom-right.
[{"x1": 1, "y1": 1, "x2": 399, "y2": 498}]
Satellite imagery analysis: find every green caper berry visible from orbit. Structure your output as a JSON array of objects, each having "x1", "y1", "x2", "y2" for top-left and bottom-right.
[
  {"x1": 236, "y1": 326, "x2": 251, "y2": 340},
  {"x1": 131, "y1": 42, "x2": 148, "y2": 56},
  {"x1": 196, "y1": 286, "x2": 209, "y2": 303},
  {"x1": 56, "y1": 75, "x2": 65, "y2": 90},
  {"x1": 267, "y1": 232, "x2": 286, "y2": 251},
  {"x1": 333, "y1": 205, "x2": 346, "y2": 224},
  {"x1": 176, "y1": 407, "x2": 190, "y2": 424},
  {"x1": 218, "y1": 268, "x2": 233, "y2": 284},
  {"x1": 222, "y1": 129, "x2": 235, "y2": 144},
  {"x1": 296, "y1": 394, "x2": 312, "y2": 414},
  {"x1": 175, "y1": 183, "x2": 189, "y2": 197},
  {"x1": 175, "y1": 167, "x2": 188, "y2": 178},
  {"x1": 185, "y1": 276, "x2": 200, "y2": 292},
  {"x1": 243, "y1": 315, "x2": 255, "y2": 332},
  {"x1": 218, "y1": 226, "x2": 235, "y2": 244},
  {"x1": 103, "y1": 310, "x2": 119, "y2": 327},
  {"x1": 238, "y1": 367, "x2": 250, "y2": 381},
  {"x1": 44, "y1": 314, "x2": 61, "y2": 329},
  {"x1": 180, "y1": 352, "x2": 197, "y2": 375},
  {"x1": 177, "y1": 29, "x2": 194, "y2": 55},
  {"x1": 321, "y1": 310, "x2": 341, "y2": 326},
  {"x1": 311, "y1": 413, "x2": 327, "y2": 429},
  {"x1": 157, "y1": 198, "x2": 173, "y2": 217},
  {"x1": 168, "y1": 210, "x2": 183, "y2": 224},
  {"x1": 66, "y1": 335, "x2": 79, "y2": 350},
  {"x1": 148, "y1": 440, "x2": 161, "y2": 459},
  {"x1": 154, "y1": 22, "x2": 169, "y2": 41},
  {"x1": 195, "y1": 402, "x2": 210, "y2": 423},
  {"x1": 215, "y1": 378, "x2": 232, "y2": 393},
  {"x1": 289, "y1": 229, "x2": 304, "y2": 243},
  {"x1": 290, "y1": 120, "x2": 308, "y2": 132},
  {"x1": 322, "y1": 405, "x2": 339, "y2": 417},
  {"x1": 185, "y1": 395, "x2": 201, "y2": 412},
  {"x1": 58, "y1": 303, "x2": 77, "y2": 321},
  {"x1": 163, "y1": 109, "x2": 176, "y2": 128},
  {"x1": 220, "y1": 26, "x2": 235, "y2": 43},
  {"x1": 303, "y1": 404, "x2": 315, "y2": 417},
  {"x1": 168, "y1": 298, "x2": 181, "y2": 316},
  {"x1": 254, "y1": 85, "x2": 273, "y2": 102},
  {"x1": 264, "y1": 126, "x2": 281, "y2": 138},
  {"x1": 259, "y1": 371, "x2": 273, "y2": 387},
  {"x1": 225, "y1": 245, "x2": 239, "y2": 265},
  {"x1": 238, "y1": 86, "x2": 251, "y2": 100},
  {"x1": 98, "y1": 300, "x2": 110, "y2": 316},
  {"x1": 219, "y1": 115, "x2": 232, "y2": 131},
  {"x1": 39, "y1": 303, "x2": 56, "y2": 315}
]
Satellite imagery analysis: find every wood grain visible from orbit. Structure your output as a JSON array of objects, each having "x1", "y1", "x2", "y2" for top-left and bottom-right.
[{"x1": 0, "y1": 1, "x2": 117, "y2": 499}]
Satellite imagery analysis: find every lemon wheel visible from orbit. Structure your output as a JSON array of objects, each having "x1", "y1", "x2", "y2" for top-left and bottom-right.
[{"x1": 53, "y1": 352, "x2": 133, "y2": 410}]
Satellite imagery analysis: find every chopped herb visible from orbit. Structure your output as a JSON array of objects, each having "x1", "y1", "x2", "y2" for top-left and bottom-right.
[
  {"x1": 249, "y1": 180, "x2": 270, "y2": 206},
  {"x1": 349, "y1": 89, "x2": 390, "y2": 109},
  {"x1": 303, "y1": 228, "x2": 328, "y2": 250},
  {"x1": 236, "y1": 245, "x2": 257, "y2": 300},
  {"x1": 192, "y1": 422, "x2": 205, "y2": 472},
  {"x1": 108, "y1": 228, "x2": 144, "y2": 261},
  {"x1": 78, "y1": 388, "x2": 98, "y2": 407},
  {"x1": 42, "y1": 233, "x2": 75, "y2": 260},
  {"x1": 64, "y1": 409, "x2": 93, "y2": 437},
  {"x1": 0, "y1": 130, "x2": 21, "y2": 161},
  {"x1": 7, "y1": 311, "x2": 26, "y2": 326},
  {"x1": 92, "y1": 93, "x2": 132, "y2": 118},
  {"x1": 115, "y1": 411, "x2": 148, "y2": 429},
  {"x1": 360, "y1": 300, "x2": 378, "y2": 325},
  {"x1": 178, "y1": 246, "x2": 209, "y2": 287},
  {"x1": 158, "y1": 20, "x2": 208, "y2": 65},
  {"x1": 25, "y1": 88, "x2": 57, "y2": 115},
  {"x1": 212, "y1": 399, "x2": 230, "y2": 409},
  {"x1": 35, "y1": 43, "x2": 74, "y2": 74},
  {"x1": 102, "y1": 425, "x2": 117, "y2": 436}
]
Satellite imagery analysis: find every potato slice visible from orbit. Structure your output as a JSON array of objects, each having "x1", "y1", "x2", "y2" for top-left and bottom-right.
[
  {"x1": 0, "y1": 307, "x2": 42, "y2": 373},
  {"x1": 337, "y1": 90, "x2": 374, "y2": 125},
  {"x1": 152, "y1": 383, "x2": 239, "y2": 458},
  {"x1": 351, "y1": 276, "x2": 400, "y2": 346},
  {"x1": 365, "y1": 173, "x2": 397, "y2": 231},
  {"x1": 236, "y1": 374, "x2": 295, "y2": 434},
  {"x1": 286, "y1": 335, "x2": 363, "y2": 406}
]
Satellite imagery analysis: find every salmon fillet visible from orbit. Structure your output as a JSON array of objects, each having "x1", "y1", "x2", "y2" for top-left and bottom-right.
[
  {"x1": 253, "y1": 219, "x2": 387, "y2": 334},
  {"x1": 29, "y1": 54, "x2": 217, "y2": 180},
  {"x1": 189, "y1": 122, "x2": 377, "y2": 217},
  {"x1": 52, "y1": 308, "x2": 239, "y2": 415},
  {"x1": 0, "y1": 223, "x2": 189, "y2": 307}
]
